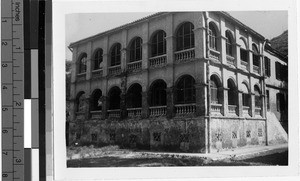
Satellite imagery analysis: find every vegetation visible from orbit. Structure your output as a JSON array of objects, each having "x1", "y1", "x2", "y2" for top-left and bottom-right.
[{"x1": 270, "y1": 30, "x2": 288, "y2": 57}]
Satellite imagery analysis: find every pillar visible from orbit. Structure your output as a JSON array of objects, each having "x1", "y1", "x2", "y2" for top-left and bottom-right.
[
  {"x1": 219, "y1": 17, "x2": 227, "y2": 64},
  {"x1": 261, "y1": 94, "x2": 266, "y2": 118},
  {"x1": 84, "y1": 96, "x2": 91, "y2": 120},
  {"x1": 70, "y1": 47, "x2": 77, "y2": 83},
  {"x1": 237, "y1": 90, "x2": 243, "y2": 116},
  {"x1": 247, "y1": 35, "x2": 253, "y2": 73},
  {"x1": 101, "y1": 96, "x2": 108, "y2": 119},
  {"x1": 223, "y1": 87, "x2": 229, "y2": 116},
  {"x1": 69, "y1": 99, "x2": 76, "y2": 121},
  {"x1": 234, "y1": 27, "x2": 241, "y2": 68},
  {"x1": 141, "y1": 91, "x2": 149, "y2": 118},
  {"x1": 120, "y1": 91, "x2": 127, "y2": 119},
  {"x1": 195, "y1": 82, "x2": 207, "y2": 116},
  {"x1": 86, "y1": 42, "x2": 92, "y2": 80},
  {"x1": 166, "y1": 87, "x2": 174, "y2": 119},
  {"x1": 250, "y1": 93, "x2": 255, "y2": 117}
]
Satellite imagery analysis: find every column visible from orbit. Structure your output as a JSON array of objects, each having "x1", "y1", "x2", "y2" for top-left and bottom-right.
[
  {"x1": 193, "y1": 27, "x2": 206, "y2": 59},
  {"x1": 234, "y1": 27, "x2": 241, "y2": 68},
  {"x1": 86, "y1": 42, "x2": 92, "y2": 80},
  {"x1": 250, "y1": 93, "x2": 255, "y2": 117},
  {"x1": 195, "y1": 82, "x2": 207, "y2": 116},
  {"x1": 166, "y1": 87, "x2": 174, "y2": 119},
  {"x1": 71, "y1": 47, "x2": 77, "y2": 83},
  {"x1": 84, "y1": 96, "x2": 91, "y2": 120},
  {"x1": 237, "y1": 90, "x2": 243, "y2": 116},
  {"x1": 69, "y1": 98, "x2": 76, "y2": 122},
  {"x1": 141, "y1": 91, "x2": 149, "y2": 118},
  {"x1": 102, "y1": 37, "x2": 109, "y2": 76},
  {"x1": 261, "y1": 94, "x2": 266, "y2": 118},
  {"x1": 219, "y1": 17, "x2": 227, "y2": 64},
  {"x1": 121, "y1": 29, "x2": 128, "y2": 71},
  {"x1": 223, "y1": 87, "x2": 229, "y2": 116},
  {"x1": 120, "y1": 77, "x2": 127, "y2": 119},
  {"x1": 247, "y1": 35, "x2": 253, "y2": 73},
  {"x1": 101, "y1": 96, "x2": 108, "y2": 119}
]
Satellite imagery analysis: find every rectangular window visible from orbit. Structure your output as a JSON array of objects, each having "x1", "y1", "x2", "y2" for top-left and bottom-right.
[
  {"x1": 253, "y1": 54, "x2": 260, "y2": 66},
  {"x1": 276, "y1": 93, "x2": 285, "y2": 112},
  {"x1": 211, "y1": 87, "x2": 218, "y2": 104},
  {"x1": 266, "y1": 90, "x2": 270, "y2": 111},
  {"x1": 275, "y1": 62, "x2": 281, "y2": 80},
  {"x1": 240, "y1": 49, "x2": 248, "y2": 62},
  {"x1": 264, "y1": 57, "x2": 271, "y2": 77},
  {"x1": 242, "y1": 94, "x2": 250, "y2": 107}
]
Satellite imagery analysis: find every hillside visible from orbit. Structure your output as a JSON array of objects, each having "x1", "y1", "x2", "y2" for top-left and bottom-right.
[{"x1": 270, "y1": 30, "x2": 288, "y2": 57}]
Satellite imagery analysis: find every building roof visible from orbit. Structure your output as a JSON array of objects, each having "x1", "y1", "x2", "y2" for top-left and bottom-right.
[
  {"x1": 69, "y1": 11, "x2": 265, "y2": 48},
  {"x1": 265, "y1": 43, "x2": 288, "y2": 63}
]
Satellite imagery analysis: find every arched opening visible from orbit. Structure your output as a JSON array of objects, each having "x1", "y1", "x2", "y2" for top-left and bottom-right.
[
  {"x1": 110, "y1": 43, "x2": 121, "y2": 66},
  {"x1": 126, "y1": 83, "x2": 142, "y2": 108},
  {"x1": 129, "y1": 37, "x2": 143, "y2": 62},
  {"x1": 252, "y1": 44, "x2": 260, "y2": 68},
  {"x1": 151, "y1": 30, "x2": 166, "y2": 57},
  {"x1": 108, "y1": 86, "x2": 121, "y2": 110},
  {"x1": 225, "y1": 30, "x2": 234, "y2": 56},
  {"x1": 208, "y1": 22, "x2": 218, "y2": 51},
  {"x1": 240, "y1": 38, "x2": 248, "y2": 63},
  {"x1": 241, "y1": 82, "x2": 250, "y2": 107},
  {"x1": 149, "y1": 79, "x2": 167, "y2": 106},
  {"x1": 92, "y1": 49, "x2": 103, "y2": 70},
  {"x1": 210, "y1": 75, "x2": 222, "y2": 104},
  {"x1": 77, "y1": 53, "x2": 87, "y2": 74},
  {"x1": 91, "y1": 89, "x2": 102, "y2": 111},
  {"x1": 227, "y1": 79, "x2": 237, "y2": 105},
  {"x1": 254, "y1": 85, "x2": 261, "y2": 108},
  {"x1": 175, "y1": 75, "x2": 195, "y2": 104},
  {"x1": 76, "y1": 91, "x2": 86, "y2": 112},
  {"x1": 176, "y1": 22, "x2": 195, "y2": 51}
]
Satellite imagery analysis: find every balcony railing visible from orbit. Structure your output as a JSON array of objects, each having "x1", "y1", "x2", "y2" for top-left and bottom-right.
[
  {"x1": 76, "y1": 73, "x2": 86, "y2": 82},
  {"x1": 253, "y1": 65, "x2": 260, "y2": 74},
  {"x1": 240, "y1": 60, "x2": 248, "y2": 70},
  {"x1": 226, "y1": 55, "x2": 235, "y2": 66},
  {"x1": 175, "y1": 48, "x2": 195, "y2": 63},
  {"x1": 92, "y1": 69, "x2": 103, "y2": 78},
  {"x1": 108, "y1": 65, "x2": 121, "y2": 76},
  {"x1": 127, "y1": 60, "x2": 142, "y2": 73},
  {"x1": 175, "y1": 103, "x2": 196, "y2": 115},
  {"x1": 243, "y1": 106, "x2": 250, "y2": 116},
  {"x1": 149, "y1": 54, "x2": 167, "y2": 68},
  {"x1": 228, "y1": 105, "x2": 237, "y2": 115},
  {"x1": 211, "y1": 103, "x2": 222, "y2": 114},
  {"x1": 75, "y1": 111, "x2": 85, "y2": 120},
  {"x1": 255, "y1": 107, "x2": 261, "y2": 116},
  {"x1": 149, "y1": 106, "x2": 167, "y2": 116},
  {"x1": 107, "y1": 109, "x2": 121, "y2": 118},
  {"x1": 127, "y1": 107, "x2": 142, "y2": 118},
  {"x1": 209, "y1": 49, "x2": 220, "y2": 61},
  {"x1": 90, "y1": 110, "x2": 102, "y2": 119}
]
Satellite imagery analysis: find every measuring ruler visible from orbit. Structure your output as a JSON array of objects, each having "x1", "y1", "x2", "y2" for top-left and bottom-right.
[{"x1": 1, "y1": 0, "x2": 24, "y2": 180}]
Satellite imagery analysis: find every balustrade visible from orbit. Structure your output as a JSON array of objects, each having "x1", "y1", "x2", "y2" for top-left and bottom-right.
[
  {"x1": 92, "y1": 69, "x2": 103, "y2": 78},
  {"x1": 175, "y1": 103, "x2": 196, "y2": 115},
  {"x1": 243, "y1": 106, "x2": 250, "y2": 116},
  {"x1": 255, "y1": 107, "x2": 261, "y2": 116},
  {"x1": 226, "y1": 55, "x2": 235, "y2": 66},
  {"x1": 108, "y1": 65, "x2": 121, "y2": 76},
  {"x1": 253, "y1": 65, "x2": 260, "y2": 74},
  {"x1": 211, "y1": 103, "x2": 222, "y2": 114},
  {"x1": 149, "y1": 55, "x2": 167, "y2": 68},
  {"x1": 76, "y1": 73, "x2": 86, "y2": 82},
  {"x1": 127, "y1": 60, "x2": 142, "y2": 72},
  {"x1": 241, "y1": 60, "x2": 248, "y2": 70},
  {"x1": 90, "y1": 110, "x2": 102, "y2": 119},
  {"x1": 127, "y1": 108, "x2": 142, "y2": 118},
  {"x1": 228, "y1": 105, "x2": 237, "y2": 115},
  {"x1": 149, "y1": 106, "x2": 167, "y2": 116},
  {"x1": 174, "y1": 48, "x2": 195, "y2": 63},
  {"x1": 107, "y1": 109, "x2": 121, "y2": 118},
  {"x1": 209, "y1": 49, "x2": 220, "y2": 61}
]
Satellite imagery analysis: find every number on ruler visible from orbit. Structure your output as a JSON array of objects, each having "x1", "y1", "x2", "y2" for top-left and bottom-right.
[
  {"x1": 2, "y1": 174, "x2": 8, "y2": 178},
  {"x1": 2, "y1": 108, "x2": 8, "y2": 111},
  {"x1": 15, "y1": 102, "x2": 22, "y2": 107},
  {"x1": 2, "y1": 151, "x2": 8, "y2": 155},
  {"x1": 2, "y1": 130, "x2": 8, "y2": 134},
  {"x1": 2, "y1": 63, "x2": 8, "y2": 67},
  {"x1": 1, "y1": 41, "x2": 8, "y2": 46},
  {"x1": 2, "y1": 85, "x2": 7, "y2": 89}
]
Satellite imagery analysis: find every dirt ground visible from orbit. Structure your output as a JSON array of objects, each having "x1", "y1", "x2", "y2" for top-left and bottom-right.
[{"x1": 67, "y1": 145, "x2": 288, "y2": 167}]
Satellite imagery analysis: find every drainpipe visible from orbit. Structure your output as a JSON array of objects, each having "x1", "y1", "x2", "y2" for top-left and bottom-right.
[
  {"x1": 203, "y1": 12, "x2": 211, "y2": 153},
  {"x1": 262, "y1": 39, "x2": 269, "y2": 146}
]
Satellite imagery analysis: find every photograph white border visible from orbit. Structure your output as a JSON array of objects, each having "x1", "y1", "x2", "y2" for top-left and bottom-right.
[{"x1": 52, "y1": 0, "x2": 299, "y2": 180}]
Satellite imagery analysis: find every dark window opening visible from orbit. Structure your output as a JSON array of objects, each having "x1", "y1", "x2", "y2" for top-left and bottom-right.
[
  {"x1": 240, "y1": 49, "x2": 248, "y2": 62},
  {"x1": 91, "y1": 133, "x2": 97, "y2": 141},
  {"x1": 76, "y1": 92, "x2": 85, "y2": 112},
  {"x1": 110, "y1": 43, "x2": 121, "y2": 66},
  {"x1": 228, "y1": 79, "x2": 237, "y2": 105},
  {"x1": 78, "y1": 53, "x2": 87, "y2": 74},
  {"x1": 209, "y1": 23, "x2": 218, "y2": 50},
  {"x1": 151, "y1": 30, "x2": 166, "y2": 57},
  {"x1": 276, "y1": 93, "x2": 285, "y2": 112},
  {"x1": 126, "y1": 84, "x2": 142, "y2": 108},
  {"x1": 150, "y1": 80, "x2": 167, "y2": 106},
  {"x1": 264, "y1": 57, "x2": 271, "y2": 77},
  {"x1": 232, "y1": 131, "x2": 237, "y2": 139},
  {"x1": 241, "y1": 83, "x2": 250, "y2": 107},
  {"x1": 93, "y1": 49, "x2": 103, "y2": 70},
  {"x1": 129, "y1": 134, "x2": 137, "y2": 144},
  {"x1": 110, "y1": 132, "x2": 116, "y2": 141},
  {"x1": 225, "y1": 31, "x2": 233, "y2": 56},
  {"x1": 176, "y1": 22, "x2": 194, "y2": 51},
  {"x1": 153, "y1": 132, "x2": 161, "y2": 142},
  {"x1": 76, "y1": 133, "x2": 81, "y2": 140},
  {"x1": 254, "y1": 86, "x2": 261, "y2": 108},
  {"x1": 91, "y1": 89, "x2": 102, "y2": 111},
  {"x1": 210, "y1": 75, "x2": 222, "y2": 104},
  {"x1": 252, "y1": 44, "x2": 260, "y2": 66},
  {"x1": 246, "y1": 130, "x2": 251, "y2": 138},
  {"x1": 266, "y1": 90, "x2": 270, "y2": 111},
  {"x1": 175, "y1": 75, "x2": 195, "y2": 104},
  {"x1": 108, "y1": 87, "x2": 121, "y2": 110},
  {"x1": 129, "y1": 37, "x2": 142, "y2": 62}
]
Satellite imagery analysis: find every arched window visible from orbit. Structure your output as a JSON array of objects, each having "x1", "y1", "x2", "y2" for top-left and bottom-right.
[
  {"x1": 92, "y1": 49, "x2": 103, "y2": 70},
  {"x1": 225, "y1": 30, "x2": 233, "y2": 56},
  {"x1": 176, "y1": 22, "x2": 194, "y2": 51},
  {"x1": 129, "y1": 37, "x2": 143, "y2": 62},
  {"x1": 151, "y1": 30, "x2": 166, "y2": 57},
  {"x1": 150, "y1": 80, "x2": 167, "y2": 106},
  {"x1": 209, "y1": 22, "x2": 218, "y2": 50},
  {"x1": 108, "y1": 86, "x2": 121, "y2": 110},
  {"x1": 78, "y1": 53, "x2": 87, "y2": 74},
  {"x1": 241, "y1": 83, "x2": 250, "y2": 107},
  {"x1": 110, "y1": 43, "x2": 121, "y2": 66},
  {"x1": 252, "y1": 44, "x2": 260, "y2": 67},
  {"x1": 91, "y1": 89, "x2": 102, "y2": 111},
  {"x1": 126, "y1": 83, "x2": 142, "y2": 108},
  {"x1": 227, "y1": 79, "x2": 237, "y2": 105},
  {"x1": 210, "y1": 75, "x2": 222, "y2": 104},
  {"x1": 76, "y1": 91, "x2": 85, "y2": 112},
  {"x1": 254, "y1": 85, "x2": 261, "y2": 108},
  {"x1": 175, "y1": 75, "x2": 195, "y2": 104},
  {"x1": 240, "y1": 38, "x2": 248, "y2": 63}
]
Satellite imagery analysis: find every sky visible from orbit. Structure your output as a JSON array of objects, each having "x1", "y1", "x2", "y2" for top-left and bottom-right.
[{"x1": 65, "y1": 11, "x2": 287, "y2": 60}]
